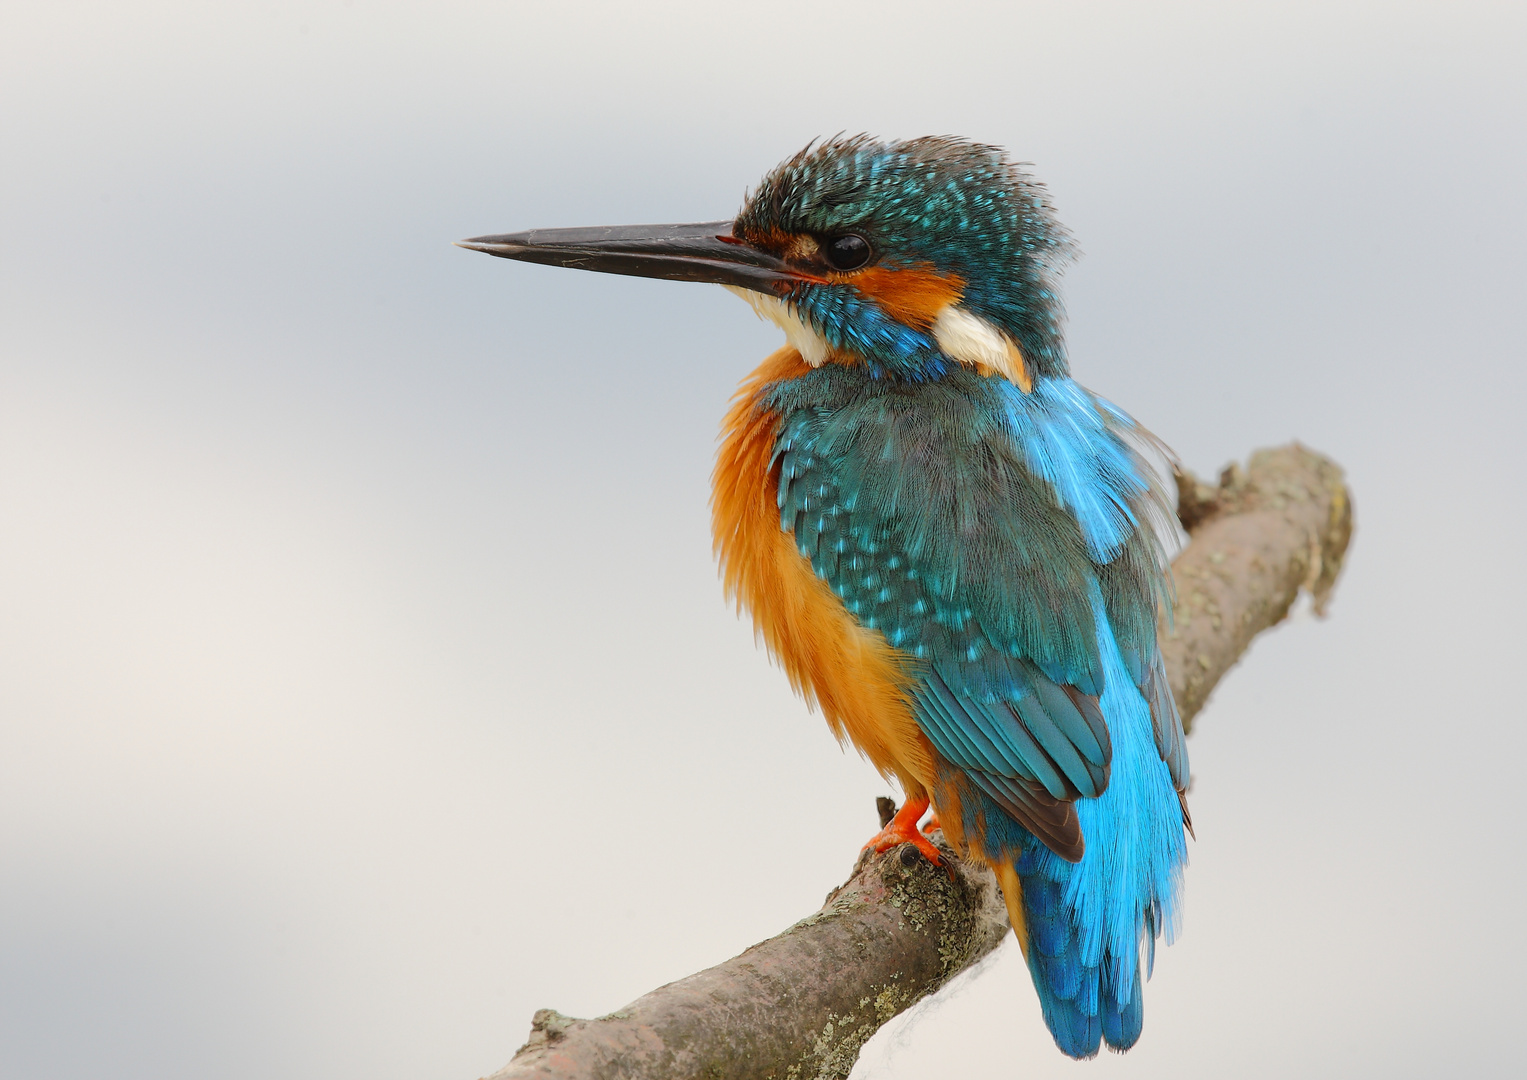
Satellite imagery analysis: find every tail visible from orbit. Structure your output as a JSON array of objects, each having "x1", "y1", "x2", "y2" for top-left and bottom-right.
[{"x1": 995, "y1": 860, "x2": 1144, "y2": 1059}]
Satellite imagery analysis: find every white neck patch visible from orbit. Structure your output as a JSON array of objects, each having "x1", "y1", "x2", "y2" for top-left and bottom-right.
[
  {"x1": 932, "y1": 305, "x2": 1033, "y2": 392},
  {"x1": 724, "y1": 286, "x2": 830, "y2": 367}
]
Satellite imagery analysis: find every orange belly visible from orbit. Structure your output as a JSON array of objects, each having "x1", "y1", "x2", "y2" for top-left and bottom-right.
[{"x1": 710, "y1": 347, "x2": 938, "y2": 797}]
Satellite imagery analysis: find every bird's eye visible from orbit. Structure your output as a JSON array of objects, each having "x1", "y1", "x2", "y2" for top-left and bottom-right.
[{"x1": 824, "y1": 234, "x2": 872, "y2": 271}]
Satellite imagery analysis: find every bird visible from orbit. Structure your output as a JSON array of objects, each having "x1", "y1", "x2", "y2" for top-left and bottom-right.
[{"x1": 459, "y1": 135, "x2": 1190, "y2": 1059}]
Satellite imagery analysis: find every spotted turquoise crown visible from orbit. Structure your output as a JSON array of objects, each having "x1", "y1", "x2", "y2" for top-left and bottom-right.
[{"x1": 734, "y1": 135, "x2": 1076, "y2": 380}]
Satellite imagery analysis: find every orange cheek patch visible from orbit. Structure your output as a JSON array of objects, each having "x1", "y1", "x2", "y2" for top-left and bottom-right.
[
  {"x1": 843, "y1": 265, "x2": 966, "y2": 331},
  {"x1": 732, "y1": 226, "x2": 823, "y2": 265},
  {"x1": 731, "y1": 225, "x2": 791, "y2": 253}
]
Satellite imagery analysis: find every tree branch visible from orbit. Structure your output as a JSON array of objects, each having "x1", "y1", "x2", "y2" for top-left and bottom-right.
[
  {"x1": 1164, "y1": 444, "x2": 1353, "y2": 731},
  {"x1": 485, "y1": 443, "x2": 1354, "y2": 1080}
]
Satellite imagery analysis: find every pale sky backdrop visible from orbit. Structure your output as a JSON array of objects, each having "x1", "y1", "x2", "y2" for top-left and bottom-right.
[{"x1": 1, "y1": 3, "x2": 1524, "y2": 1078}]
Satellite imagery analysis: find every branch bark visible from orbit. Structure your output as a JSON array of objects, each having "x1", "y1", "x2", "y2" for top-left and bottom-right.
[
  {"x1": 1164, "y1": 444, "x2": 1353, "y2": 731},
  {"x1": 486, "y1": 442, "x2": 1354, "y2": 1080}
]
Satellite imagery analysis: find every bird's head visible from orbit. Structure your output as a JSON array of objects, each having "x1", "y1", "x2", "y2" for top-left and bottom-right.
[{"x1": 461, "y1": 135, "x2": 1074, "y2": 385}]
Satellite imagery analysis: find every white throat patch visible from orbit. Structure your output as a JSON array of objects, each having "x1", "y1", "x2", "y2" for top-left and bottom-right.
[{"x1": 724, "y1": 286, "x2": 830, "y2": 367}]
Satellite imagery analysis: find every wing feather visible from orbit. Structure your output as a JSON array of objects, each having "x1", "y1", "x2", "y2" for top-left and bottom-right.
[
  {"x1": 763, "y1": 365, "x2": 1188, "y2": 861},
  {"x1": 965, "y1": 768, "x2": 1084, "y2": 862}
]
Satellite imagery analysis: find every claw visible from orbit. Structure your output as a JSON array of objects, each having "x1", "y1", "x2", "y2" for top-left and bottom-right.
[{"x1": 862, "y1": 795, "x2": 942, "y2": 865}]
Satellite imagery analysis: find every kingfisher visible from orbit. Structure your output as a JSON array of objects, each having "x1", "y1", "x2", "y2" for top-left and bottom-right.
[{"x1": 459, "y1": 135, "x2": 1190, "y2": 1059}]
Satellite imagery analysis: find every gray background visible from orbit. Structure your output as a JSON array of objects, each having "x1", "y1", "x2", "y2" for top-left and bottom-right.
[{"x1": 2, "y1": 2, "x2": 1523, "y2": 1077}]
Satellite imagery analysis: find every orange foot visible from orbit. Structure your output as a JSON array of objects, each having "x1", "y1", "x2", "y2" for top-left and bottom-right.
[
  {"x1": 920, "y1": 812, "x2": 942, "y2": 837},
  {"x1": 862, "y1": 795, "x2": 942, "y2": 865}
]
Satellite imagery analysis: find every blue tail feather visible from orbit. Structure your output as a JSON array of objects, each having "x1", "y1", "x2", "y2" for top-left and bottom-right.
[
  {"x1": 1100, "y1": 964, "x2": 1144, "y2": 1052},
  {"x1": 1039, "y1": 948, "x2": 1082, "y2": 999},
  {"x1": 1015, "y1": 838, "x2": 1103, "y2": 1059},
  {"x1": 1019, "y1": 859, "x2": 1145, "y2": 1058}
]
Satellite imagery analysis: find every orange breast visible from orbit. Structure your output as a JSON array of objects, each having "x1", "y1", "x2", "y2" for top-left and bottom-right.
[
  {"x1": 710, "y1": 347, "x2": 937, "y2": 796},
  {"x1": 844, "y1": 264, "x2": 965, "y2": 331}
]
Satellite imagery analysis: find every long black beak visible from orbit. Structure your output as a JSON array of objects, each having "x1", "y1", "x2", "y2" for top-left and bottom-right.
[{"x1": 456, "y1": 221, "x2": 816, "y2": 295}]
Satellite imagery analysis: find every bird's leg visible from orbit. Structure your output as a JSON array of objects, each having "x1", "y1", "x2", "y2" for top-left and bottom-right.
[
  {"x1": 920, "y1": 812, "x2": 942, "y2": 837},
  {"x1": 862, "y1": 794, "x2": 942, "y2": 864}
]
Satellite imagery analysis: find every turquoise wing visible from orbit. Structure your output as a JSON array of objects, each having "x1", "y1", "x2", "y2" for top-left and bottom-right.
[{"x1": 766, "y1": 365, "x2": 1185, "y2": 859}]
